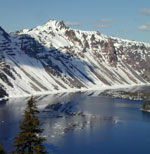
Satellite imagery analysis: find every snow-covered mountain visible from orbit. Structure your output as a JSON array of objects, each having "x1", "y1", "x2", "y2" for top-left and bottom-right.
[{"x1": 0, "y1": 19, "x2": 150, "y2": 98}]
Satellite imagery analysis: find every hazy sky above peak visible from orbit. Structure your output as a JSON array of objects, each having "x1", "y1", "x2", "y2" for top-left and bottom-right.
[{"x1": 0, "y1": 0, "x2": 150, "y2": 43}]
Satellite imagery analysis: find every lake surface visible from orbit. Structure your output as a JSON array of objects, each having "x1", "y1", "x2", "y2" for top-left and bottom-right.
[{"x1": 0, "y1": 91, "x2": 150, "y2": 154}]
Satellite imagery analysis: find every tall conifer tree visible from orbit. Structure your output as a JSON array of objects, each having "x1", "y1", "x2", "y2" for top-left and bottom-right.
[
  {"x1": 0, "y1": 142, "x2": 7, "y2": 154},
  {"x1": 11, "y1": 97, "x2": 47, "y2": 154}
]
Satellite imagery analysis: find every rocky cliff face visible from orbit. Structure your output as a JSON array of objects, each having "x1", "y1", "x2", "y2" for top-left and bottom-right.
[{"x1": 0, "y1": 20, "x2": 150, "y2": 98}]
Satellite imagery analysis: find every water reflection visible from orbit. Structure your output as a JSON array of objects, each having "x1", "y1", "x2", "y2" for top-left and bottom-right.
[
  {"x1": 142, "y1": 110, "x2": 150, "y2": 121},
  {"x1": 0, "y1": 92, "x2": 150, "y2": 154}
]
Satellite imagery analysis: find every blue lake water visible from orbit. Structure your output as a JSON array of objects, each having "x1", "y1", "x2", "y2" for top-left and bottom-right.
[{"x1": 0, "y1": 91, "x2": 150, "y2": 154}]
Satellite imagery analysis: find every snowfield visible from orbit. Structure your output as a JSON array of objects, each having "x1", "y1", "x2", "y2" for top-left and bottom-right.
[{"x1": 0, "y1": 19, "x2": 150, "y2": 98}]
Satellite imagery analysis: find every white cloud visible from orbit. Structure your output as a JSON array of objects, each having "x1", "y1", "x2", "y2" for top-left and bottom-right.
[
  {"x1": 97, "y1": 18, "x2": 115, "y2": 23},
  {"x1": 122, "y1": 29, "x2": 128, "y2": 33},
  {"x1": 138, "y1": 8, "x2": 150, "y2": 15},
  {"x1": 138, "y1": 23, "x2": 150, "y2": 31},
  {"x1": 65, "y1": 21, "x2": 81, "y2": 26},
  {"x1": 96, "y1": 25, "x2": 111, "y2": 29},
  {"x1": 121, "y1": 29, "x2": 129, "y2": 33},
  {"x1": 94, "y1": 18, "x2": 114, "y2": 29}
]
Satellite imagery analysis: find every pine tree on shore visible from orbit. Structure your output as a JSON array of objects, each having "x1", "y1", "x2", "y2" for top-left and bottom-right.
[
  {"x1": 11, "y1": 97, "x2": 47, "y2": 154},
  {"x1": 0, "y1": 142, "x2": 7, "y2": 154}
]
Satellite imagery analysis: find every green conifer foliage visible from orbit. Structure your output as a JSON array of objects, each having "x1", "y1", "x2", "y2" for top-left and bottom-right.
[
  {"x1": 0, "y1": 142, "x2": 7, "y2": 154},
  {"x1": 11, "y1": 97, "x2": 47, "y2": 154}
]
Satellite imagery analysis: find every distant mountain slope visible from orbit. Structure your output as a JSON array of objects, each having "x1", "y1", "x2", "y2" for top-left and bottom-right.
[{"x1": 0, "y1": 20, "x2": 150, "y2": 98}]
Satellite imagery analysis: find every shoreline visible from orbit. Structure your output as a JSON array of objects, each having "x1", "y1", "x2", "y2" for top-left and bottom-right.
[
  {"x1": 140, "y1": 108, "x2": 150, "y2": 113},
  {"x1": 0, "y1": 83, "x2": 150, "y2": 101}
]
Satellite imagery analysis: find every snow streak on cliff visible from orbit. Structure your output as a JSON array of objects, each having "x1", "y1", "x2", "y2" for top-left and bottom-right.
[{"x1": 0, "y1": 20, "x2": 150, "y2": 97}]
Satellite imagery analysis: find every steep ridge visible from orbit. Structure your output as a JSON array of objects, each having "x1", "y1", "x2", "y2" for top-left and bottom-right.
[{"x1": 0, "y1": 20, "x2": 150, "y2": 98}]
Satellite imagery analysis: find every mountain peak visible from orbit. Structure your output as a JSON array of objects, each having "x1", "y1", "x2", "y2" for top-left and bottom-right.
[
  {"x1": 45, "y1": 19, "x2": 57, "y2": 25},
  {"x1": 0, "y1": 21, "x2": 150, "y2": 98},
  {"x1": 0, "y1": 26, "x2": 10, "y2": 41},
  {"x1": 0, "y1": 26, "x2": 6, "y2": 34},
  {"x1": 44, "y1": 19, "x2": 67, "y2": 30}
]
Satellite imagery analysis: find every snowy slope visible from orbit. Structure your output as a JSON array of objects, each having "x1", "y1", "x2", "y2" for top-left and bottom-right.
[{"x1": 0, "y1": 20, "x2": 150, "y2": 98}]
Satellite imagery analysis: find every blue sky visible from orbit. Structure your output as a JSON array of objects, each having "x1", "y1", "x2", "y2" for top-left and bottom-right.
[{"x1": 0, "y1": 0, "x2": 150, "y2": 43}]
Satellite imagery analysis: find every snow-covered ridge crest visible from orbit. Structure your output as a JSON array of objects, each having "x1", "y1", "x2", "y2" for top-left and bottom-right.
[{"x1": 0, "y1": 19, "x2": 150, "y2": 98}]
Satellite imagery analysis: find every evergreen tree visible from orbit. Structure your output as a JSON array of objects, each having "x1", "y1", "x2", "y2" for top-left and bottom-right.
[
  {"x1": 0, "y1": 142, "x2": 7, "y2": 154},
  {"x1": 11, "y1": 97, "x2": 47, "y2": 154}
]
